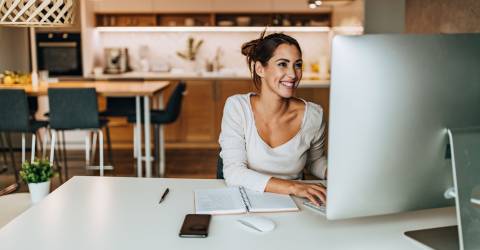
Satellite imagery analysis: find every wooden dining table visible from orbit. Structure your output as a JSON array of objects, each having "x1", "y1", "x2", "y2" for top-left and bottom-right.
[{"x1": 0, "y1": 80, "x2": 170, "y2": 178}]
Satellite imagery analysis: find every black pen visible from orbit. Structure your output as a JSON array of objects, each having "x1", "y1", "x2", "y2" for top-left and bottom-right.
[{"x1": 159, "y1": 188, "x2": 170, "y2": 204}]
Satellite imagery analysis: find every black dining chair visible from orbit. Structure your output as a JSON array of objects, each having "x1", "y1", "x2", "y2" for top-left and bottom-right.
[
  {"x1": 127, "y1": 81, "x2": 187, "y2": 177},
  {"x1": 0, "y1": 89, "x2": 50, "y2": 193},
  {"x1": 48, "y1": 88, "x2": 114, "y2": 179},
  {"x1": 217, "y1": 155, "x2": 224, "y2": 179}
]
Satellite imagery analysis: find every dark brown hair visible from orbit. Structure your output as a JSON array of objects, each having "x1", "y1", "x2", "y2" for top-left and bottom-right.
[{"x1": 241, "y1": 31, "x2": 302, "y2": 89}]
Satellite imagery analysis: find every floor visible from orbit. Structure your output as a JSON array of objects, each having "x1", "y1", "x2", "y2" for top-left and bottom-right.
[{"x1": 0, "y1": 149, "x2": 219, "y2": 193}]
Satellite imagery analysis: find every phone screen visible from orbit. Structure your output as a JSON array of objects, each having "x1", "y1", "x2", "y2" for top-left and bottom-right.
[{"x1": 179, "y1": 214, "x2": 211, "y2": 238}]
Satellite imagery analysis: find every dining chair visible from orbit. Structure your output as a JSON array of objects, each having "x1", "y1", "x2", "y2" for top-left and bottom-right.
[
  {"x1": 0, "y1": 89, "x2": 49, "y2": 191},
  {"x1": 47, "y1": 88, "x2": 113, "y2": 178},
  {"x1": 127, "y1": 81, "x2": 187, "y2": 176}
]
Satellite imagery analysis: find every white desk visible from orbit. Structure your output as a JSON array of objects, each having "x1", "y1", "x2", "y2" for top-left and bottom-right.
[{"x1": 0, "y1": 177, "x2": 456, "y2": 250}]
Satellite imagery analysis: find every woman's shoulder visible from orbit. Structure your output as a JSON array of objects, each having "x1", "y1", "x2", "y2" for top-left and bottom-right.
[
  {"x1": 303, "y1": 100, "x2": 324, "y2": 132},
  {"x1": 225, "y1": 93, "x2": 252, "y2": 107}
]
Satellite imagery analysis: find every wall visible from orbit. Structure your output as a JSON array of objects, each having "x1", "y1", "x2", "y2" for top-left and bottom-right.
[
  {"x1": 0, "y1": 27, "x2": 30, "y2": 72},
  {"x1": 364, "y1": 0, "x2": 405, "y2": 33},
  {"x1": 406, "y1": 0, "x2": 480, "y2": 33},
  {"x1": 95, "y1": 31, "x2": 330, "y2": 75}
]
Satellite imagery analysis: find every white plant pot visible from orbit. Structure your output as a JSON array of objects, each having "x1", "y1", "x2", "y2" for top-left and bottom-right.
[{"x1": 28, "y1": 180, "x2": 51, "y2": 204}]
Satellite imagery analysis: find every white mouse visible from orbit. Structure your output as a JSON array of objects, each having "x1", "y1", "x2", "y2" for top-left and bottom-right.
[{"x1": 237, "y1": 216, "x2": 276, "y2": 232}]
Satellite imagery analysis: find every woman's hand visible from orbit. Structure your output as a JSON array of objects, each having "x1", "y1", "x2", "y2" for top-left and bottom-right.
[
  {"x1": 265, "y1": 178, "x2": 327, "y2": 206},
  {"x1": 291, "y1": 182, "x2": 327, "y2": 206}
]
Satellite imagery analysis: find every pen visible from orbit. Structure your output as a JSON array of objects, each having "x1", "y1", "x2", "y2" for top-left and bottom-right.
[{"x1": 159, "y1": 188, "x2": 170, "y2": 204}]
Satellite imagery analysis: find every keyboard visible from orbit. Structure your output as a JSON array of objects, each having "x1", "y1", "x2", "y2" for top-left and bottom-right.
[{"x1": 303, "y1": 201, "x2": 326, "y2": 215}]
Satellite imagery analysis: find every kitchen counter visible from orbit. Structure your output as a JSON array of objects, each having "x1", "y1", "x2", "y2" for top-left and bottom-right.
[{"x1": 88, "y1": 71, "x2": 330, "y2": 88}]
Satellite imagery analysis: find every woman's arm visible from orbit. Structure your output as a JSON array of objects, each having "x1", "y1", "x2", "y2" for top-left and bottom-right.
[
  {"x1": 219, "y1": 97, "x2": 272, "y2": 192},
  {"x1": 265, "y1": 178, "x2": 326, "y2": 206}
]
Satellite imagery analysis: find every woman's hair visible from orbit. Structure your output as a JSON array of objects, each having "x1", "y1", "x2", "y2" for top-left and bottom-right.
[{"x1": 241, "y1": 31, "x2": 302, "y2": 89}]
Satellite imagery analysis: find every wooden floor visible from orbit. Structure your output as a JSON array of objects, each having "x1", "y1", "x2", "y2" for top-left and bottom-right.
[{"x1": 0, "y1": 149, "x2": 218, "y2": 193}]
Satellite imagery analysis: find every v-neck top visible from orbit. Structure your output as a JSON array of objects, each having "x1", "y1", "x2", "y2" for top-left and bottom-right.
[{"x1": 219, "y1": 93, "x2": 327, "y2": 192}]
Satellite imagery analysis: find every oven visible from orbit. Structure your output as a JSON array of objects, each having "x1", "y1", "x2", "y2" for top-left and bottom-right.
[{"x1": 36, "y1": 32, "x2": 83, "y2": 76}]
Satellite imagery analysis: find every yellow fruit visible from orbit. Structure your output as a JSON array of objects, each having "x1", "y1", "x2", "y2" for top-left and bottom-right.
[{"x1": 3, "y1": 75, "x2": 14, "y2": 84}]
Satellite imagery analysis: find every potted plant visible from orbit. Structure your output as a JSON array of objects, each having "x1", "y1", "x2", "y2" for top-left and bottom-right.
[{"x1": 19, "y1": 159, "x2": 53, "y2": 204}]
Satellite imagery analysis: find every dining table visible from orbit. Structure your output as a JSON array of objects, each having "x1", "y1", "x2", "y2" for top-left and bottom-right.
[{"x1": 0, "y1": 80, "x2": 170, "y2": 178}]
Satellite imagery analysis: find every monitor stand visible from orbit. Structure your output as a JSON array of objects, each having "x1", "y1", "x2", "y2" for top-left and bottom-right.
[
  {"x1": 404, "y1": 128, "x2": 480, "y2": 250},
  {"x1": 404, "y1": 226, "x2": 458, "y2": 250}
]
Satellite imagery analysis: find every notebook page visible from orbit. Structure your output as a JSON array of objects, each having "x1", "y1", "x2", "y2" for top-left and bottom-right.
[
  {"x1": 194, "y1": 187, "x2": 247, "y2": 215},
  {"x1": 244, "y1": 189, "x2": 299, "y2": 213}
]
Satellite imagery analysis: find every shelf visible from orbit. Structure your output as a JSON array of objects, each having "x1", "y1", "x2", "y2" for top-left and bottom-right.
[{"x1": 95, "y1": 12, "x2": 331, "y2": 27}]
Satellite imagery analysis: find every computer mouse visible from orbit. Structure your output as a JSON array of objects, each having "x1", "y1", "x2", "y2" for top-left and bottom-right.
[{"x1": 237, "y1": 216, "x2": 276, "y2": 232}]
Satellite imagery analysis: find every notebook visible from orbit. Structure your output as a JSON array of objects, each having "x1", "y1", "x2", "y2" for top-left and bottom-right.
[{"x1": 194, "y1": 186, "x2": 299, "y2": 215}]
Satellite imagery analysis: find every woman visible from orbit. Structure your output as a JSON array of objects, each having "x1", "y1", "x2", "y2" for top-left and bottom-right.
[{"x1": 219, "y1": 31, "x2": 328, "y2": 206}]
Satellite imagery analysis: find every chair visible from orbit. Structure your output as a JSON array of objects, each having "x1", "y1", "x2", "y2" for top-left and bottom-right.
[
  {"x1": 0, "y1": 89, "x2": 49, "y2": 192},
  {"x1": 127, "y1": 81, "x2": 187, "y2": 176},
  {"x1": 48, "y1": 88, "x2": 113, "y2": 178}
]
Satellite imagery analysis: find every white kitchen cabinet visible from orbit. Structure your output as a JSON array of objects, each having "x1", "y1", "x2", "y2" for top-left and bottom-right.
[
  {"x1": 272, "y1": 0, "x2": 331, "y2": 12},
  {"x1": 212, "y1": 0, "x2": 272, "y2": 12},
  {"x1": 94, "y1": 0, "x2": 154, "y2": 13},
  {"x1": 152, "y1": 0, "x2": 213, "y2": 13}
]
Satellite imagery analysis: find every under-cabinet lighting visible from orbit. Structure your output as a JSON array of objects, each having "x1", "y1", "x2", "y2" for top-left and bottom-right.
[{"x1": 95, "y1": 26, "x2": 332, "y2": 33}]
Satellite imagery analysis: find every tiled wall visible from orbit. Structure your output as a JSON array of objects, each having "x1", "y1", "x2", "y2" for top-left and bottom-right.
[{"x1": 96, "y1": 31, "x2": 330, "y2": 74}]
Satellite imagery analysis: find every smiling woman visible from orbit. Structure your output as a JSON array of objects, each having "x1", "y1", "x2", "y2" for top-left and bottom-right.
[{"x1": 219, "y1": 32, "x2": 328, "y2": 206}]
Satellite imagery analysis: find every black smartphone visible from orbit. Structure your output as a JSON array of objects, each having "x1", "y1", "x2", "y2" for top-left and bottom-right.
[{"x1": 179, "y1": 214, "x2": 211, "y2": 238}]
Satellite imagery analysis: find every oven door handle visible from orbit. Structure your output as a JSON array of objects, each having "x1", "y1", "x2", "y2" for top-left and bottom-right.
[{"x1": 38, "y1": 42, "x2": 77, "y2": 48}]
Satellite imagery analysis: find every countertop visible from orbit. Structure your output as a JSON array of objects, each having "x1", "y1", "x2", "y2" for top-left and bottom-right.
[{"x1": 87, "y1": 71, "x2": 330, "y2": 88}]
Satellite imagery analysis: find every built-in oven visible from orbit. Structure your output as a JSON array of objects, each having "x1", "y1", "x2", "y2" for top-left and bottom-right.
[{"x1": 36, "y1": 32, "x2": 83, "y2": 76}]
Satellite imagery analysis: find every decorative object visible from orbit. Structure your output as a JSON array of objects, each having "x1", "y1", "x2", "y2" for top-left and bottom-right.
[
  {"x1": 19, "y1": 159, "x2": 53, "y2": 204},
  {"x1": 0, "y1": 0, "x2": 75, "y2": 27},
  {"x1": 176, "y1": 36, "x2": 203, "y2": 61}
]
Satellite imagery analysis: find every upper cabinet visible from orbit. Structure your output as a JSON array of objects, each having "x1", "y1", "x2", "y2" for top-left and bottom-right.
[
  {"x1": 94, "y1": 0, "x2": 154, "y2": 13},
  {"x1": 152, "y1": 0, "x2": 213, "y2": 13},
  {"x1": 272, "y1": 0, "x2": 330, "y2": 12},
  {"x1": 211, "y1": 0, "x2": 272, "y2": 12}
]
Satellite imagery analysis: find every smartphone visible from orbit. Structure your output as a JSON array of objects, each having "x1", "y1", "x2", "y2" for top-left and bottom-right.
[{"x1": 179, "y1": 214, "x2": 211, "y2": 238}]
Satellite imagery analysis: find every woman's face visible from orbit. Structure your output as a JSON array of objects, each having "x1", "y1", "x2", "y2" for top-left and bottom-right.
[{"x1": 256, "y1": 43, "x2": 303, "y2": 98}]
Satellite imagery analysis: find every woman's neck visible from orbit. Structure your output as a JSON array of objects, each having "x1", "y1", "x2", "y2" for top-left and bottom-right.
[{"x1": 254, "y1": 90, "x2": 291, "y2": 120}]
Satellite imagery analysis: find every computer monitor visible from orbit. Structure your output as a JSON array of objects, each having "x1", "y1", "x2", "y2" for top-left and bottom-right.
[{"x1": 326, "y1": 33, "x2": 480, "y2": 220}]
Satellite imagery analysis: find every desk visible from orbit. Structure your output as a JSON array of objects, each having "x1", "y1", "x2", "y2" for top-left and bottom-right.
[
  {"x1": 0, "y1": 81, "x2": 170, "y2": 177},
  {"x1": 0, "y1": 177, "x2": 457, "y2": 250}
]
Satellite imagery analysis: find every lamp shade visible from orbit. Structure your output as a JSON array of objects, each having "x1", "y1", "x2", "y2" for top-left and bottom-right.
[{"x1": 0, "y1": 0, "x2": 75, "y2": 27}]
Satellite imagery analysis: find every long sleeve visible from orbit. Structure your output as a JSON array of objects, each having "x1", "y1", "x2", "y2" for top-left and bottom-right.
[
  {"x1": 219, "y1": 97, "x2": 271, "y2": 192},
  {"x1": 306, "y1": 119, "x2": 328, "y2": 179}
]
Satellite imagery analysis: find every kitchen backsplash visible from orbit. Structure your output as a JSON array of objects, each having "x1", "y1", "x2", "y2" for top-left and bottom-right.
[{"x1": 96, "y1": 31, "x2": 330, "y2": 74}]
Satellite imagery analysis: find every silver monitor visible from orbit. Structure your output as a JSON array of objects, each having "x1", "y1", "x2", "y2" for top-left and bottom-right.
[{"x1": 326, "y1": 34, "x2": 480, "y2": 220}]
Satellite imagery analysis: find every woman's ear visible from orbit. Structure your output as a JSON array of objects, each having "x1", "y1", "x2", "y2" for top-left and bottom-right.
[{"x1": 254, "y1": 61, "x2": 265, "y2": 78}]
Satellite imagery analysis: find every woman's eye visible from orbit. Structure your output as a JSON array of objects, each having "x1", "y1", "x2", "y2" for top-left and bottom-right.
[
  {"x1": 278, "y1": 62, "x2": 288, "y2": 67},
  {"x1": 295, "y1": 63, "x2": 303, "y2": 69}
]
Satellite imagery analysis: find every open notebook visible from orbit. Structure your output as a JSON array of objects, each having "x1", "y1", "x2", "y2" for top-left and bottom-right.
[{"x1": 194, "y1": 187, "x2": 299, "y2": 215}]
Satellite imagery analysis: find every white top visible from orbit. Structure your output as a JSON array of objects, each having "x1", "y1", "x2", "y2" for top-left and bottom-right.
[
  {"x1": 0, "y1": 176, "x2": 457, "y2": 250},
  {"x1": 219, "y1": 93, "x2": 328, "y2": 192}
]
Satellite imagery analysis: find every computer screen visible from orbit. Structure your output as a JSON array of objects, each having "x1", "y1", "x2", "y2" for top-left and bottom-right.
[{"x1": 327, "y1": 34, "x2": 480, "y2": 220}]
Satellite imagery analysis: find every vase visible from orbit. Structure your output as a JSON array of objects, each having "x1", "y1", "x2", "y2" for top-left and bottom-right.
[{"x1": 28, "y1": 180, "x2": 51, "y2": 204}]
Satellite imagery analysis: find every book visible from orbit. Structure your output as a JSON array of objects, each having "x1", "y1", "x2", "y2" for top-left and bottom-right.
[{"x1": 194, "y1": 186, "x2": 299, "y2": 215}]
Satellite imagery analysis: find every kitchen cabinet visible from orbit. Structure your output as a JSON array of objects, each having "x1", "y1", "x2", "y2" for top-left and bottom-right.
[
  {"x1": 211, "y1": 0, "x2": 272, "y2": 12},
  {"x1": 152, "y1": 0, "x2": 213, "y2": 13},
  {"x1": 94, "y1": 0, "x2": 153, "y2": 13},
  {"x1": 179, "y1": 80, "x2": 217, "y2": 142}
]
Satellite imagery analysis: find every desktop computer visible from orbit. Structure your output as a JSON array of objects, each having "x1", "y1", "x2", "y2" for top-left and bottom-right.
[{"x1": 326, "y1": 34, "x2": 480, "y2": 249}]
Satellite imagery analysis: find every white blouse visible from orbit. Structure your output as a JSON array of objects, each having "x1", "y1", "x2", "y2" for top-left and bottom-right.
[{"x1": 219, "y1": 93, "x2": 327, "y2": 192}]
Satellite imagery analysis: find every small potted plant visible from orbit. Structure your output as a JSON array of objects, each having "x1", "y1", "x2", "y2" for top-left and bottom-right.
[{"x1": 19, "y1": 159, "x2": 53, "y2": 204}]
